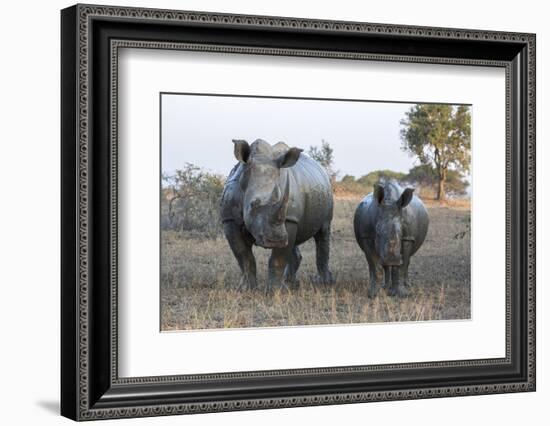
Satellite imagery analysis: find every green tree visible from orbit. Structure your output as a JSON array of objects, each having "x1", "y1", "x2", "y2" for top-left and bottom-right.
[
  {"x1": 400, "y1": 105, "x2": 471, "y2": 200},
  {"x1": 308, "y1": 140, "x2": 337, "y2": 184},
  {"x1": 404, "y1": 164, "x2": 436, "y2": 187},
  {"x1": 405, "y1": 164, "x2": 469, "y2": 197},
  {"x1": 445, "y1": 170, "x2": 470, "y2": 197}
]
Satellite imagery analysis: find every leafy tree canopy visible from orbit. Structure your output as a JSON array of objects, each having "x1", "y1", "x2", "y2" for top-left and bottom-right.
[
  {"x1": 400, "y1": 104, "x2": 471, "y2": 200},
  {"x1": 405, "y1": 165, "x2": 469, "y2": 197},
  {"x1": 308, "y1": 140, "x2": 338, "y2": 184}
]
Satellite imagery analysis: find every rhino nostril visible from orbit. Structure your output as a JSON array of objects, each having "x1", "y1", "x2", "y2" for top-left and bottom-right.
[{"x1": 250, "y1": 198, "x2": 261, "y2": 209}]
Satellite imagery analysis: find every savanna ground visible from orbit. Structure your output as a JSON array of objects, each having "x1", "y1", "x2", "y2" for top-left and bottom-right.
[{"x1": 160, "y1": 195, "x2": 471, "y2": 331}]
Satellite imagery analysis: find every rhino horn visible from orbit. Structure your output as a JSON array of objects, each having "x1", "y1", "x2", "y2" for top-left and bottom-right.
[{"x1": 271, "y1": 178, "x2": 289, "y2": 224}]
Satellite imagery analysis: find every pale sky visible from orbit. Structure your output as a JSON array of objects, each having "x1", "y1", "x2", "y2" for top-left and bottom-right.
[{"x1": 161, "y1": 94, "x2": 468, "y2": 181}]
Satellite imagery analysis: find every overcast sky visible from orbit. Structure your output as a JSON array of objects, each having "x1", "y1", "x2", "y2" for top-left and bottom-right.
[{"x1": 161, "y1": 94, "x2": 466, "y2": 180}]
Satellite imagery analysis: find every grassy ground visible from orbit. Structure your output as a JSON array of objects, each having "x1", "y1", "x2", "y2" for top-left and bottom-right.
[{"x1": 160, "y1": 196, "x2": 471, "y2": 331}]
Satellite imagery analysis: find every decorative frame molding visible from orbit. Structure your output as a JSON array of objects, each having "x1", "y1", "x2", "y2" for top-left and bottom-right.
[{"x1": 61, "y1": 4, "x2": 535, "y2": 421}]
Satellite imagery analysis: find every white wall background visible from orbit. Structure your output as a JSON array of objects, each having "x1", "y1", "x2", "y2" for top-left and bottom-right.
[{"x1": 0, "y1": 0, "x2": 546, "y2": 424}]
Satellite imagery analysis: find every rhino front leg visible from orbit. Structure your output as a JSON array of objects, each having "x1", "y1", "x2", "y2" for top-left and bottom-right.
[
  {"x1": 387, "y1": 242, "x2": 414, "y2": 297},
  {"x1": 283, "y1": 246, "x2": 302, "y2": 289},
  {"x1": 361, "y1": 241, "x2": 383, "y2": 298},
  {"x1": 387, "y1": 267, "x2": 409, "y2": 298},
  {"x1": 268, "y1": 249, "x2": 292, "y2": 293},
  {"x1": 267, "y1": 222, "x2": 297, "y2": 292},
  {"x1": 223, "y1": 221, "x2": 257, "y2": 290},
  {"x1": 401, "y1": 240, "x2": 414, "y2": 288},
  {"x1": 366, "y1": 255, "x2": 384, "y2": 298},
  {"x1": 314, "y1": 222, "x2": 334, "y2": 285},
  {"x1": 383, "y1": 266, "x2": 391, "y2": 289}
]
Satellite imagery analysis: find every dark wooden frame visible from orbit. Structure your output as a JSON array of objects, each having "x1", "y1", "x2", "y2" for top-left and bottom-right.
[{"x1": 61, "y1": 3, "x2": 536, "y2": 421}]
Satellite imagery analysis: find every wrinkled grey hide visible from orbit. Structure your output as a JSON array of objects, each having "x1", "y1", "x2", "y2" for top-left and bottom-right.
[
  {"x1": 220, "y1": 139, "x2": 334, "y2": 291},
  {"x1": 354, "y1": 180, "x2": 429, "y2": 298}
]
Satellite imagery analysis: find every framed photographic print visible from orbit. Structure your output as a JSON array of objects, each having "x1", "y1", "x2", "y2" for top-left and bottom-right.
[{"x1": 61, "y1": 4, "x2": 536, "y2": 421}]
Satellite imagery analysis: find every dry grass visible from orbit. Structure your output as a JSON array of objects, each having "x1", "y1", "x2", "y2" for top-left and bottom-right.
[{"x1": 160, "y1": 196, "x2": 471, "y2": 331}]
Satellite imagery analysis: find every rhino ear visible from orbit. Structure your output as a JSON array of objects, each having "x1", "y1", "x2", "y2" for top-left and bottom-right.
[
  {"x1": 232, "y1": 139, "x2": 250, "y2": 163},
  {"x1": 276, "y1": 147, "x2": 302, "y2": 168},
  {"x1": 397, "y1": 188, "x2": 414, "y2": 208},
  {"x1": 374, "y1": 183, "x2": 384, "y2": 204}
]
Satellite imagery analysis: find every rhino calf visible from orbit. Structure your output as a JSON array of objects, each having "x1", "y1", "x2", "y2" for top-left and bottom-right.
[
  {"x1": 353, "y1": 180, "x2": 429, "y2": 298},
  {"x1": 220, "y1": 139, "x2": 334, "y2": 292}
]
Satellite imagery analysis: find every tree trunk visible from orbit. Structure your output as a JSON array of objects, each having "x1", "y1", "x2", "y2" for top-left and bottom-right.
[{"x1": 436, "y1": 168, "x2": 447, "y2": 201}]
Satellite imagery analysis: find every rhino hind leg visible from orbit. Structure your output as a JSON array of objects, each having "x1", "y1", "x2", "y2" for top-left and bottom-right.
[
  {"x1": 313, "y1": 223, "x2": 334, "y2": 285},
  {"x1": 283, "y1": 246, "x2": 302, "y2": 289},
  {"x1": 223, "y1": 221, "x2": 257, "y2": 290}
]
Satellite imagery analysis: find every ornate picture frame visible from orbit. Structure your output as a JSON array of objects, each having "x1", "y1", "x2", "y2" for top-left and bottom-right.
[{"x1": 61, "y1": 4, "x2": 535, "y2": 421}]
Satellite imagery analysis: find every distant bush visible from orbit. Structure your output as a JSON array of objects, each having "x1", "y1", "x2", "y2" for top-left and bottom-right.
[
  {"x1": 405, "y1": 165, "x2": 469, "y2": 198},
  {"x1": 161, "y1": 163, "x2": 225, "y2": 239},
  {"x1": 334, "y1": 166, "x2": 468, "y2": 200},
  {"x1": 357, "y1": 170, "x2": 407, "y2": 187},
  {"x1": 334, "y1": 170, "x2": 406, "y2": 195}
]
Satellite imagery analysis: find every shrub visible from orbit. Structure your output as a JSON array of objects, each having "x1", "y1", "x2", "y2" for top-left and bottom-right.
[
  {"x1": 161, "y1": 163, "x2": 225, "y2": 239},
  {"x1": 334, "y1": 170, "x2": 406, "y2": 195}
]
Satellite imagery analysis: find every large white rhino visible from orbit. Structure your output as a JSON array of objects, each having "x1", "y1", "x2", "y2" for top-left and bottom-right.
[{"x1": 220, "y1": 139, "x2": 334, "y2": 292}]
